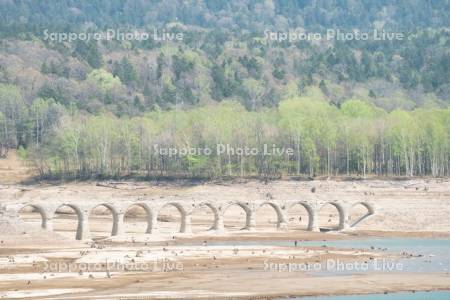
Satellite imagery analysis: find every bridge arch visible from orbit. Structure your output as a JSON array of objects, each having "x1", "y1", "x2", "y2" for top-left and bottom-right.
[
  {"x1": 255, "y1": 202, "x2": 284, "y2": 229},
  {"x1": 54, "y1": 204, "x2": 84, "y2": 240},
  {"x1": 349, "y1": 201, "x2": 374, "y2": 228},
  {"x1": 18, "y1": 204, "x2": 48, "y2": 230},
  {"x1": 124, "y1": 203, "x2": 154, "y2": 234},
  {"x1": 156, "y1": 202, "x2": 189, "y2": 233},
  {"x1": 223, "y1": 202, "x2": 251, "y2": 214},
  {"x1": 8, "y1": 197, "x2": 377, "y2": 239},
  {"x1": 318, "y1": 202, "x2": 346, "y2": 231},
  {"x1": 286, "y1": 201, "x2": 316, "y2": 231},
  {"x1": 222, "y1": 202, "x2": 252, "y2": 231},
  {"x1": 191, "y1": 202, "x2": 219, "y2": 232},
  {"x1": 89, "y1": 203, "x2": 120, "y2": 237}
]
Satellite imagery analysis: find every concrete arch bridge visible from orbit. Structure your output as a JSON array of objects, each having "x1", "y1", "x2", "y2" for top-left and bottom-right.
[{"x1": 5, "y1": 197, "x2": 375, "y2": 240}]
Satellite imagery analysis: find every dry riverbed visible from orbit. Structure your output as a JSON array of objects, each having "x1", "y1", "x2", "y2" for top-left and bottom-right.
[{"x1": 1, "y1": 178, "x2": 450, "y2": 299}]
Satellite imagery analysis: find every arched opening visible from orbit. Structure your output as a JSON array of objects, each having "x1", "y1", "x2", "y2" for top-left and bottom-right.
[
  {"x1": 190, "y1": 203, "x2": 217, "y2": 233},
  {"x1": 53, "y1": 204, "x2": 82, "y2": 239},
  {"x1": 349, "y1": 202, "x2": 374, "y2": 228},
  {"x1": 124, "y1": 204, "x2": 152, "y2": 234},
  {"x1": 255, "y1": 203, "x2": 280, "y2": 231},
  {"x1": 287, "y1": 202, "x2": 311, "y2": 231},
  {"x1": 157, "y1": 203, "x2": 184, "y2": 234},
  {"x1": 318, "y1": 202, "x2": 343, "y2": 231},
  {"x1": 18, "y1": 205, "x2": 46, "y2": 231},
  {"x1": 89, "y1": 204, "x2": 116, "y2": 239},
  {"x1": 223, "y1": 203, "x2": 249, "y2": 231}
]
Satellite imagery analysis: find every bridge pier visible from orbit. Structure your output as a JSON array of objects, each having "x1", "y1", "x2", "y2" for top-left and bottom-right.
[
  {"x1": 277, "y1": 211, "x2": 288, "y2": 230},
  {"x1": 148, "y1": 212, "x2": 158, "y2": 233},
  {"x1": 338, "y1": 206, "x2": 349, "y2": 231},
  {"x1": 309, "y1": 211, "x2": 320, "y2": 232},
  {"x1": 7, "y1": 198, "x2": 375, "y2": 240},
  {"x1": 278, "y1": 221, "x2": 288, "y2": 230},
  {"x1": 211, "y1": 213, "x2": 225, "y2": 232},
  {"x1": 76, "y1": 211, "x2": 91, "y2": 240},
  {"x1": 245, "y1": 211, "x2": 256, "y2": 231},
  {"x1": 112, "y1": 212, "x2": 125, "y2": 236},
  {"x1": 180, "y1": 214, "x2": 192, "y2": 234},
  {"x1": 43, "y1": 217, "x2": 53, "y2": 231}
]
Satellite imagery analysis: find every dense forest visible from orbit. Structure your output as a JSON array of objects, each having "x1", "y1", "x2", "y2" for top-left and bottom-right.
[{"x1": 1, "y1": 0, "x2": 450, "y2": 179}]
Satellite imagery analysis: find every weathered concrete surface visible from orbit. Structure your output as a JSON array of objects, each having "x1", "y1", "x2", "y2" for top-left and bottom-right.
[{"x1": 1, "y1": 195, "x2": 374, "y2": 240}]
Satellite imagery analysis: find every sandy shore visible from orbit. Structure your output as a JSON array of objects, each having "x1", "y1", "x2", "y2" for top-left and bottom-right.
[
  {"x1": 1, "y1": 179, "x2": 450, "y2": 298},
  {"x1": 0, "y1": 232, "x2": 448, "y2": 299},
  {"x1": 2, "y1": 269, "x2": 449, "y2": 299},
  {"x1": 0, "y1": 226, "x2": 449, "y2": 299}
]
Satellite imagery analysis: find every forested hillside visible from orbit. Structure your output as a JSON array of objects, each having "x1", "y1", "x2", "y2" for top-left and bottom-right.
[{"x1": 1, "y1": 0, "x2": 450, "y2": 179}]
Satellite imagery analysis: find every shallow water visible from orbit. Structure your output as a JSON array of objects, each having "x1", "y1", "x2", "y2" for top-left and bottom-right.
[
  {"x1": 289, "y1": 290, "x2": 450, "y2": 300},
  {"x1": 187, "y1": 238, "x2": 450, "y2": 273},
  {"x1": 298, "y1": 238, "x2": 450, "y2": 273}
]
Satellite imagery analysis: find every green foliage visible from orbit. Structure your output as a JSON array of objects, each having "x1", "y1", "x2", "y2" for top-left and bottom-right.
[
  {"x1": 272, "y1": 67, "x2": 285, "y2": 80},
  {"x1": 2, "y1": 1, "x2": 450, "y2": 112},
  {"x1": 16, "y1": 146, "x2": 28, "y2": 159},
  {"x1": 0, "y1": 84, "x2": 28, "y2": 147},
  {"x1": 341, "y1": 100, "x2": 384, "y2": 119},
  {"x1": 74, "y1": 40, "x2": 102, "y2": 68},
  {"x1": 112, "y1": 57, "x2": 137, "y2": 85},
  {"x1": 211, "y1": 62, "x2": 235, "y2": 100},
  {"x1": 239, "y1": 56, "x2": 262, "y2": 79},
  {"x1": 172, "y1": 53, "x2": 194, "y2": 81},
  {"x1": 41, "y1": 60, "x2": 69, "y2": 77},
  {"x1": 3, "y1": 1, "x2": 450, "y2": 179},
  {"x1": 22, "y1": 96, "x2": 450, "y2": 179},
  {"x1": 87, "y1": 69, "x2": 121, "y2": 92}
]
